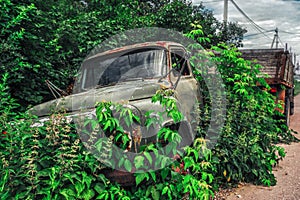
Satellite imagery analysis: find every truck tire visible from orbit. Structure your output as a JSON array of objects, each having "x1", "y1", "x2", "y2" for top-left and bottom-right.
[
  {"x1": 285, "y1": 96, "x2": 290, "y2": 127},
  {"x1": 290, "y1": 88, "x2": 294, "y2": 115},
  {"x1": 290, "y1": 101, "x2": 294, "y2": 116}
]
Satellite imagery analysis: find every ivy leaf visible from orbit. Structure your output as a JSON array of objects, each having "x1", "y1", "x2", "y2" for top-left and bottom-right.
[
  {"x1": 82, "y1": 172, "x2": 93, "y2": 189},
  {"x1": 82, "y1": 189, "x2": 95, "y2": 200},
  {"x1": 103, "y1": 120, "x2": 111, "y2": 131},
  {"x1": 124, "y1": 159, "x2": 132, "y2": 172},
  {"x1": 151, "y1": 186, "x2": 160, "y2": 200},
  {"x1": 60, "y1": 188, "x2": 76, "y2": 199},
  {"x1": 134, "y1": 156, "x2": 144, "y2": 169},
  {"x1": 94, "y1": 184, "x2": 105, "y2": 194},
  {"x1": 75, "y1": 182, "x2": 85, "y2": 196},
  {"x1": 144, "y1": 151, "x2": 152, "y2": 165},
  {"x1": 149, "y1": 171, "x2": 156, "y2": 182},
  {"x1": 161, "y1": 168, "x2": 169, "y2": 180},
  {"x1": 135, "y1": 173, "x2": 148, "y2": 186},
  {"x1": 162, "y1": 186, "x2": 169, "y2": 195}
]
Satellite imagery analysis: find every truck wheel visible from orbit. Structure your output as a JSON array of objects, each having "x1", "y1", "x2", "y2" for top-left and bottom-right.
[
  {"x1": 290, "y1": 102, "x2": 294, "y2": 116},
  {"x1": 290, "y1": 88, "x2": 294, "y2": 115},
  {"x1": 285, "y1": 97, "x2": 290, "y2": 127}
]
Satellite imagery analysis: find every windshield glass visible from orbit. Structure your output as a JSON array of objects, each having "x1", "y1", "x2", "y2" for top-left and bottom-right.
[{"x1": 78, "y1": 48, "x2": 167, "y2": 91}]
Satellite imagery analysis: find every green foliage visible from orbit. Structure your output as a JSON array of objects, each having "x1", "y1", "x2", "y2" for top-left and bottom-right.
[
  {"x1": 0, "y1": 0, "x2": 246, "y2": 110},
  {"x1": 294, "y1": 81, "x2": 300, "y2": 96},
  {"x1": 208, "y1": 44, "x2": 296, "y2": 186},
  {"x1": 91, "y1": 89, "x2": 215, "y2": 199},
  {"x1": 0, "y1": 73, "x2": 19, "y2": 117},
  {"x1": 0, "y1": 83, "x2": 216, "y2": 199},
  {"x1": 0, "y1": 111, "x2": 114, "y2": 199},
  {"x1": 2, "y1": 5, "x2": 297, "y2": 199},
  {"x1": 0, "y1": 75, "x2": 114, "y2": 199}
]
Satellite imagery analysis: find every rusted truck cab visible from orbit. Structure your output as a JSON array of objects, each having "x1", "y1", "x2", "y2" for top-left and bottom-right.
[
  {"x1": 75, "y1": 41, "x2": 201, "y2": 149},
  {"x1": 31, "y1": 41, "x2": 201, "y2": 186},
  {"x1": 32, "y1": 41, "x2": 201, "y2": 146},
  {"x1": 30, "y1": 41, "x2": 201, "y2": 185}
]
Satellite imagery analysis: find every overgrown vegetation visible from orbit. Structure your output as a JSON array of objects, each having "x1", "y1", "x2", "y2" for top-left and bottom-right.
[
  {"x1": 294, "y1": 81, "x2": 300, "y2": 96},
  {"x1": 1, "y1": 0, "x2": 246, "y2": 109},
  {"x1": 209, "y1": 44, "x2": 291, "y2": 187},
  {"x1": 0, "y1": 0, "x2": 298, "y2": 199},
  {"x1": 0, "y1": 76, "x2": 215, "y2": 199},
  {"x1": 1, "y1": 41, "x2": 298, "y2": 199}
]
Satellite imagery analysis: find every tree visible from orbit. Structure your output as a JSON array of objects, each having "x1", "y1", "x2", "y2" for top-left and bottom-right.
[{"x1": 0, "y1": 0, "x2": 247, "y2": 109}]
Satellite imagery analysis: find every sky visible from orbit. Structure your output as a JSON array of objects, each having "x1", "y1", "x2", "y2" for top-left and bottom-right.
[{"x1": 192, "y1": 0, "x2": 300, "y2": 66}]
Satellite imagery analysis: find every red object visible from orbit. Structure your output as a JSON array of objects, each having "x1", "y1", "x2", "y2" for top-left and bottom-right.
[
  {"x1": 2, "y1": 131, "x2": 7, "y2": 135},
  {"x1": 270, "y1": 87, "x2": 277, "y2": 93}
]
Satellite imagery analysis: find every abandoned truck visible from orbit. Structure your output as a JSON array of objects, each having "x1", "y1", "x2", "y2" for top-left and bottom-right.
[
  {"x1": 30, "y1": 41, "x2": 202, "y2": 185},
  {"x1": 31, "y1": 41, "x2": 201, "y2": 141},
  {"x1": 240, "y1": 48, "x2": 295, "y2": 126}
]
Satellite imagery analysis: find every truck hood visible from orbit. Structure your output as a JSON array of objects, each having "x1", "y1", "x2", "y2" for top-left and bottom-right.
[{"x1": 30, "y1": 80, "x2": 168, "y2": 117}]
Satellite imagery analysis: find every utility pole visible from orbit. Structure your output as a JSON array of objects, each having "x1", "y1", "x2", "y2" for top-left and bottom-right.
[
  {"x1": 224, "y1": 0, "x2": 228, "y2": 23},
  {"x1": 271, "y1": 28, "x2": 279, "y2": 49}
]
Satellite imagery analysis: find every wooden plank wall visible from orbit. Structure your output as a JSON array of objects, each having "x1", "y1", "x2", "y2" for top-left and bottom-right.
[{"x1": 240, "y1": 48, "x2": 294, "y2": 87}]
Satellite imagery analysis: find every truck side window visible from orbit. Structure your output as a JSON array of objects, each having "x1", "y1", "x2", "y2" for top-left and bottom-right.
[{"x1": 170, "y1": 49, "x2": 190, "y2": 76}]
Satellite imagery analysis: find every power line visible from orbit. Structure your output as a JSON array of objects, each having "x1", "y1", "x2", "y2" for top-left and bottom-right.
[
  {"x1": 279, "y1": 30, "x2": 300, "y2": 36},
  {"x1": 201, "y1": 0, "x2": 223, "y2": 3},
  {"x1": 244, "y1": 29, "x2": 274, "y2": 38},
  {"x1": 230, "y1": 0, "x2": 265, "y2": 31},
  {"x1": 230, "y1": 0, "x2": 272, "y2": 40},
  {"x1": 203, "y1": 0, "x2": 296, "y2": 49}
]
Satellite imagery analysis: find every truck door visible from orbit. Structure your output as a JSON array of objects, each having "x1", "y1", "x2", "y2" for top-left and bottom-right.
[{"x1": 169, "y1": 47, "x2": 201, "y2": 140}]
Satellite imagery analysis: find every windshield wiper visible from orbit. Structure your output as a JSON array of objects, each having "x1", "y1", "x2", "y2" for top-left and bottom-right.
[{"x1": 45, "y1": 80, "x2": 68, "y2": 99}]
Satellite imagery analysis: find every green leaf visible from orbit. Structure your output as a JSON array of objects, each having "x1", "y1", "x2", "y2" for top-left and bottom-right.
[
  {"x1": 95, "y1": 139, "x2": 103, "y2": 152},
  {"x1": 144, "y1": 151, "x2": 152, "y2": 165},
  {"x1": 161, "y1": 156, "x2": 170, "y2": 168},
  {"x1": 82, "y1": 189, "x2": 95, "y2": 200},
  {"x1": 208, "y1": 174, "x2": 214, "y2": 183},
  {"x1": 75, "y1": 182, "x2": 85, "y2": 196},
  {"x1": 252, "y1": 169, "x2": 258, "y2": 176},
  {"x1": 124, "y1": 159, "x2": 132, "y2": 172},
  {"x1": 201, "y1": 172, "x2": 208, "y2": 181},
  {"x1": 134, "y1": 156, "x2": 145, "y2": 169},
  {"x1": 118, "y1": 157, "x2": 125, "y2": 168},
  {"x1": 135, "y1": 173, "x2": 148, "y2": 186},
  {"x1": 103, "y1": 120, "x2": 111, "y2": 131},
  {"x1": 162, "y1": 186, "x2": 169, "y2": 195},
  {"x1": 60, "y1": 188, "x2": 76, "y2": 199},
  {"x1": 82, "y1": 172, "x2": 93, "y2": 189},
  {"x1": 0, "y1": 169, "x2": 9, "y2": 192},
  {"x1": 94, "y1": 184, "x2": 105, "y2": 194},
  {"x1": 161, "y1": 168, "x2": 169, "y2": 180},
  {"x1": 151, "y1": 186, "x2": 160, "y2": 200},
  {"x1": 183, "y1": 157, "x2": 194, "y2": 169},
  {"x1": 96, "y1": 193, "x2": 107, "y2": 200},
  {"x1": 149, "y1": 171, "x2": 156, "y2": 182}
]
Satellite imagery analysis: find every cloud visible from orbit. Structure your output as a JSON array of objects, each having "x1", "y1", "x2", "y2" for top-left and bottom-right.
[{"x1": 198, "y1": 0, "x2": 300, "y2": 61}]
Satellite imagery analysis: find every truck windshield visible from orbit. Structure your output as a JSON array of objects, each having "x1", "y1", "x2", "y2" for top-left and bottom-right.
[{"x1": 79, "y1": 49, "x2": 167, "y2": 90}]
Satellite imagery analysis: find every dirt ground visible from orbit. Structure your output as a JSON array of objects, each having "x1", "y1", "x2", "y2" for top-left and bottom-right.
[{"x1": 224, "y1": 94, "x2": 300, "y2": 200}]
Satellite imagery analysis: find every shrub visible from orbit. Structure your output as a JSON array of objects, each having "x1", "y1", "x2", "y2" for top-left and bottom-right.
[
  {"x1": 209, "y1": 44, "x2": 293, "y2": 186},
  {"x1": 1, "y1": 27, "x2": 298, "y2": 199}
]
